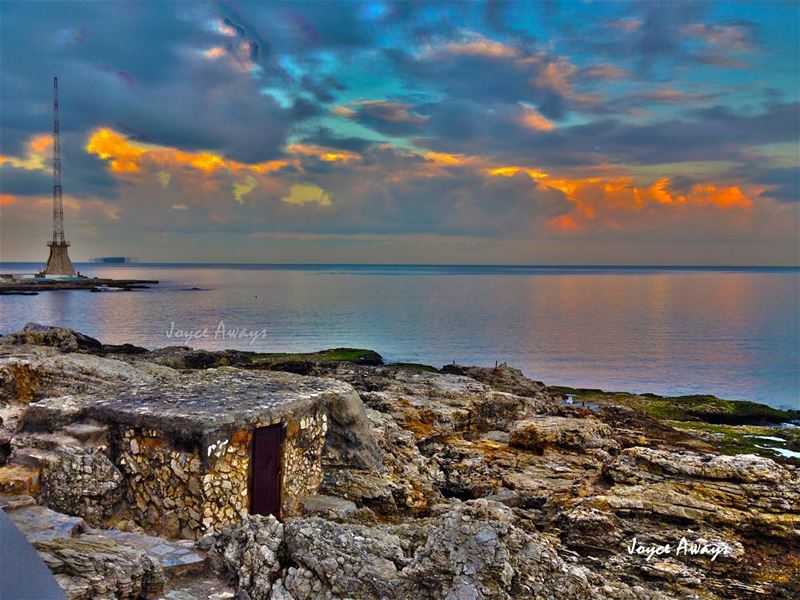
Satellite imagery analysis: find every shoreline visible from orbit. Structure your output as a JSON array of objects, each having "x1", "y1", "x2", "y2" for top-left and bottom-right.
[
  {"x1": 0, "y1": 278, "x2": 159, "y2": 294},
  {"x1": 3, "y1": 322, "x2": 798, "y2": 465}
]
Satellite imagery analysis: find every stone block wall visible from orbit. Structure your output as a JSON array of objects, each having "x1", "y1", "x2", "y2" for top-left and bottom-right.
[
  {"x1": 115, "y1": 410, "x2": 328, "y2": 539},
  {"x1": 281, "y1": 412, "x2": 327, "y2": 516}
]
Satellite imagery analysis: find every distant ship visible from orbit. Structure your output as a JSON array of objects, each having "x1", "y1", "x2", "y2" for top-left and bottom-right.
[{"x1": 90, "y1": 256, "x2": 138, "y2": 264}]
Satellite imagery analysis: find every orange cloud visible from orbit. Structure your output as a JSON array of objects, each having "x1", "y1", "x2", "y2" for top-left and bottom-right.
[
  {"x1": 86, "y1": 128, "x2": 292, "y2": 175},
  {"x1": 487, "y1": 166, "x2": 548, "y2": 179},
  {"x1": 551, "y1": 178, "x2": 754, "y2": 231},
  {"x1": 86, "y1": 128, "x2": 146, "y2": 173},
  {"x1": 331, "y1": 105, "x2": 355, "y2": 117},
  {"x1": 203, "y1": 46, "x2": 226, "y2": 59},
  {"x1": 0, "y1": 194, "x2": 18, "y2": 206},
  {"x1": 424, "y1": 152, "x2": 468, "y2": 166},
  {"x1": 0, "y1": 133, "x2": 53, "y2": 170},
  {"x1": 488, "y1": 165, "x2": 755, "y2": 232},
  {"x1": 519, "y1": 106, "x2": 555, "y2": 131},
  {"x1": 28, "y1": 135, "x2": 53, "y2": 155},
  {"x1": 286, "y1": 143, "x2": 360, "y2": 163}
]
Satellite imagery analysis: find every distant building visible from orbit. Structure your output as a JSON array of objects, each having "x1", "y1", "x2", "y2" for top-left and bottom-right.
[{"x1": 90, "y1": 257, "x2": 139, "y2": 264}]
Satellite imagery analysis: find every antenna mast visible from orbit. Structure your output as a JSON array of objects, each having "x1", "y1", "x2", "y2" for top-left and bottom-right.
[
  {"x1": 42, "y1": 76, "x2": 75, "y2": 277},
  {"x1": 52, "y1": 76, "x2": 65, "y2": 244}
]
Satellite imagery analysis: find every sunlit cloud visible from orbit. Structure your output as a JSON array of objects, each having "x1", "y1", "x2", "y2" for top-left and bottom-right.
[
  {"x1": 86, "y1": 128, "x2": 290, "y2": 176},
  {"x1": 286, "y1": 143, "x2": 360, "y2": 163},
  {"x1": 487, "y1": 165, "x2": 756, "y2": 232},
  {"x1": 85, "y1": 128, "x2": 146, "y2": 173},
  {"x1": 331, "y1": 105, "x2": 354, "y2": 117},
  {"x1": 427, "y1": 32, "x2": 518, "y2": 59},
  {"x1": 423, "y1": 152, "x2": 470, "y2": 166},
  {"x1": 282, "y1": 183, "x2": 332, "y2": 206},
  {"x1": 519, "y1": 105, "x2": 555, "y2": 131},
  {"x1": 203, "y1": 46, "x2": 226, "y2": 59},
  {"x1": 0, "y1": 134, "x2": 52, "y2": 170},
  {"x1": 233, "y1": 175, "x2": 258, "y2": 204},
  {"x1": 2, "y1": 1, "x2": 796, "y2": 264}
]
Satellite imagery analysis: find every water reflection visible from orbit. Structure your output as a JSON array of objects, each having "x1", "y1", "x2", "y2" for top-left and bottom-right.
[{"x1": 0, "y1": 264, "x2": 797, "y2": 409}]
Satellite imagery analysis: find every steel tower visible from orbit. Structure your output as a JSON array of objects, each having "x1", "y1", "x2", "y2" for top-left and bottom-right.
[{"x1": 43, "y1": 76, "x2": 76, "y2": 277}]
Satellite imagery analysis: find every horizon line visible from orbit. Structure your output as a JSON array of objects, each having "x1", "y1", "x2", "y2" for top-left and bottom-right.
[{"x1": 1, "y1": 261, "x2": 799, "y2": 269}]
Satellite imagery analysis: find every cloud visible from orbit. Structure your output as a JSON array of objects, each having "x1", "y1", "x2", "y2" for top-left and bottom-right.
[
  {"x1": 682, "y1": 22, "x2": 757, "y2": 51},
  {"x1": 233, "y1": 175, "x2": 258, "y2": 204},
  {"x1": 281, "y1": 183, "x2": 331, "y2": 206},
  {"x1": 1, "y1": 1, "x2": 797, "y2": 264},
  {"x1": 0, "y1": 2, "x2": 325, "y2": 163},
  {"x1": 519, "y1": 105, "x2": 555, "y2": 131},
  {"x1": 345, "y1": 100, "x2": 429, "y2": 136}
]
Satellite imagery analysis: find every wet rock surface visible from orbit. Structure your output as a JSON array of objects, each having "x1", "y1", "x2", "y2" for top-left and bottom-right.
[{"x1": 0, "y1": 325, "x2": 797, "y2": 599}]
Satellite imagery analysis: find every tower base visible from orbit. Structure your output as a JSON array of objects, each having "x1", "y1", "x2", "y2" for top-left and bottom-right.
[{"x1": 43, "y1": 242, "x2": 76, "y2": 277}]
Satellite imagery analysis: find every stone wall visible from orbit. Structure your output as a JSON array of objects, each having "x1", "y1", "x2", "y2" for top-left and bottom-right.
[
  {"x1": 281, "y1": 412, "x2": 327, "y2": 516},
  {"x1": 115, "y1": 410, "x2": 327, "y2": 539}
]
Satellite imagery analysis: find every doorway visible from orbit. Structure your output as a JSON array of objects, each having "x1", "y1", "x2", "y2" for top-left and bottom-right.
[{"x1": 249, "y1": 424, "x2": 282, "y2": 518}]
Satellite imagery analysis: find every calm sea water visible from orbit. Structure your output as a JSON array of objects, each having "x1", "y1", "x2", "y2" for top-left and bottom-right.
[{"x1": 1, "y1": 264, "x2": 798, "y2": 410}]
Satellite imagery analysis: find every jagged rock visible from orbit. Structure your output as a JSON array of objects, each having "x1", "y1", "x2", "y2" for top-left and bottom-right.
[
  {"x1": 39, "y1": 447, "x2": 123, "y2": 524},
  {"x1": 403, "y1": 499, "x2": 593, "y2": 599},
  {"x1": 210, "y1": 515, "x2": 285, "y2": 600},
  {"x1": 317, "y1": 364, "x2": 556, "y2": 435},
  {"x1": 35, "y1": 534, "x2": 165, "y2": 599},
  {"x1": 592, "y1": 447, "x2": 800, "y2": 538},
  {"x1": 440, "y1": 363, "x2": 546, "y2": 398},
  {"x1": 1, "y1": 325, "x2": 798, "y2": 598},
  {"x1": 284, "y1": 516, "x2": 408, "y2": 599},
  {"x1": 510, "y1": 416, "x2": 620, "y2": 454},
  {"x1": 555, "y1": 506, "x2": 623, "y2": 552}
]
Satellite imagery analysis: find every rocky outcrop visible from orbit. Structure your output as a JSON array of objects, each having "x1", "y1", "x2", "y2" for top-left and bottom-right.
[
  {"x1": 210, "y1": 515, "x2": 284, "y2": 600},
  {"x1": 39, "y1": 447, "x2": 123, "y2": 525},
  {"x1": 403, "y1": 500, "x2": 593, "y2": 600},
  {"x1": 2, "y1": 323, "x2": 105, "y2": 354},
  {"x1": 212, "y1": 499, "x2": 596, "y2": 600},
  {"x1": 509, "y1": 416, "x2": 620, "y2": 454},
  {"x1": 441, "y1": 363, "x2": 546, "y2": 398},
  {"x1": 284, "y1": 516, "x2": 408, "y2": 599},
  {"x1": 589, "y1": 447, "x2": 800, "y2": 539},
  {"x1": 1, "y1": 326, "x2": 798, "y2": 599},
  {"x1": 322, "y1": 386, "x2": 383, "y2": 471},
  {"x1": 0, "y1": 347, "x2": 173, "y2": 408}
]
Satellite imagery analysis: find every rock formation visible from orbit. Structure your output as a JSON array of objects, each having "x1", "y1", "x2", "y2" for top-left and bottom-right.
[{"x1": 0, "y1": 324, "x2": 797, "y2": 599}]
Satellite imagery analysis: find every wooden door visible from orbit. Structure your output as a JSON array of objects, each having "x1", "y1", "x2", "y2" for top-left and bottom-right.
[{"x1": 250, "y1": 424, "x2": 282, "y2": 518}]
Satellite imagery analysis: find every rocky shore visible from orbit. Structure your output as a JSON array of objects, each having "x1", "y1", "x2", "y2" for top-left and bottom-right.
[{"x1": 0, "y1": 323, "x2": 798, "y2": 599}]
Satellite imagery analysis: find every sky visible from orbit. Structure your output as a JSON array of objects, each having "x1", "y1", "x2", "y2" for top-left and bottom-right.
[{"x1": 0, "y1": 1, "x2": 798, "y2": 265}]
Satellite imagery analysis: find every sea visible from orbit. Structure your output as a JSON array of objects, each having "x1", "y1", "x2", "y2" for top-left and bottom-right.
[{"x1": 1, "y1": 263, "x2": 798, "y2": 410}]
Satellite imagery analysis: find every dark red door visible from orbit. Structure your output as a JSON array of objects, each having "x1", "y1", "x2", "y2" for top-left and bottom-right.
[{"x1": 250, "y1": 424, "x2": 282, "y2": 518}]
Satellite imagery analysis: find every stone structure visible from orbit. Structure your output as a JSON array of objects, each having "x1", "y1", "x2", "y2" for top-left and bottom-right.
[{"x1": 20, "y1": 368, "x2": 353, "y2": 539}]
